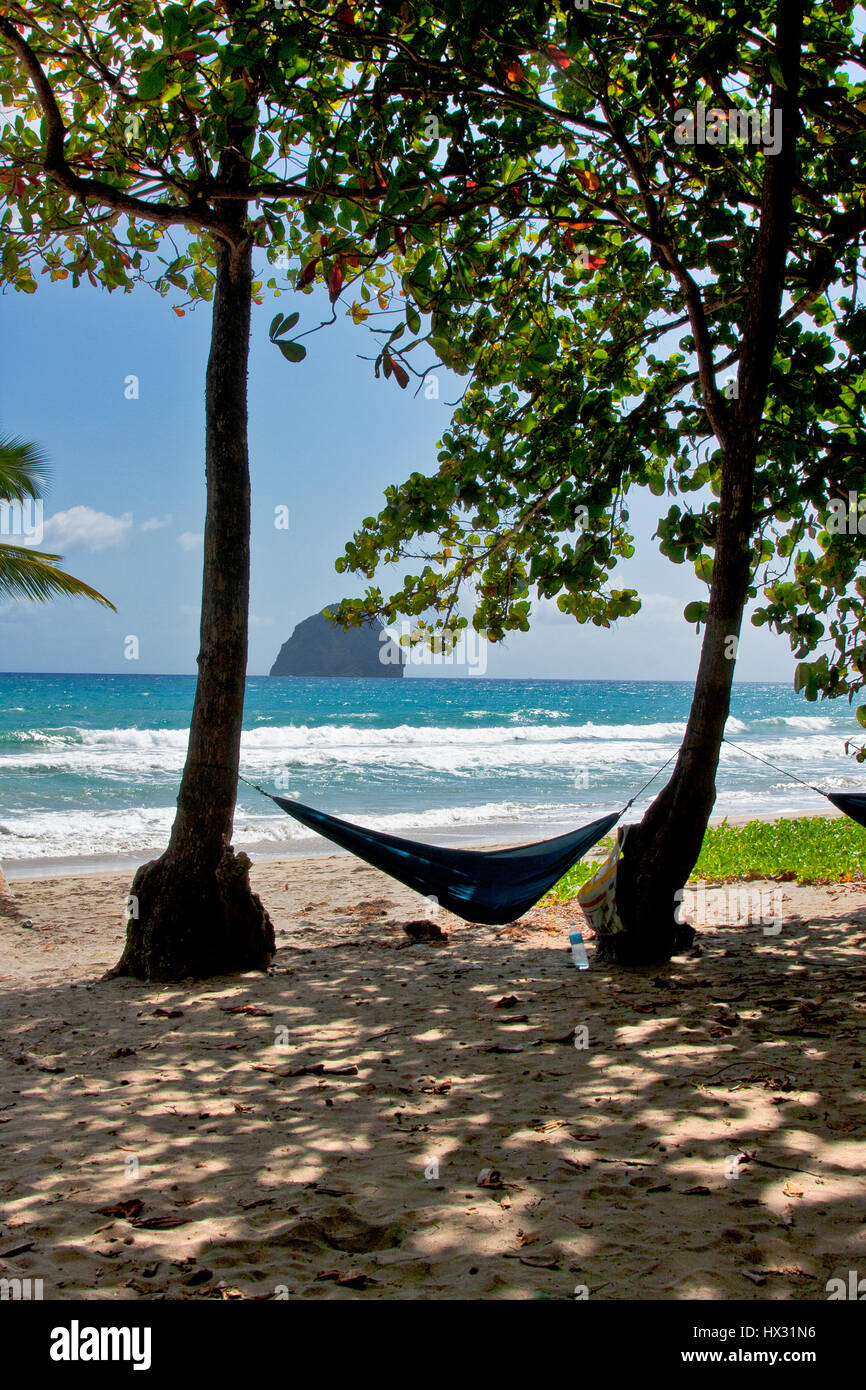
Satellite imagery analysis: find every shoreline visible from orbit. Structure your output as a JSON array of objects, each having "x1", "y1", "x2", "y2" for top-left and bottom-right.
[{"x1": 1, "y1": 804, "x2": 845, "y2": 883}]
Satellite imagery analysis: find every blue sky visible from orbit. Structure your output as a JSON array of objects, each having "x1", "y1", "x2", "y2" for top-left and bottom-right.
[{"x1": 0, "y1": 266, "x2": 800, "y2": 682}]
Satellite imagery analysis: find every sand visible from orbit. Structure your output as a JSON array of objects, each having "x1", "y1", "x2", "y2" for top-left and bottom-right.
[{"x1": 1, "y1": 850, "x2": 865, "y2": 1302}]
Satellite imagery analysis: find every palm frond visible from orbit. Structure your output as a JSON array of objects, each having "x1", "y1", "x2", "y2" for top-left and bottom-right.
[
  {"x1": 0, "y1": 544, "x2": 116, "y2": 609},
  {"x1": 0, "y1": 434, "x2": 51, "y2": 503}
]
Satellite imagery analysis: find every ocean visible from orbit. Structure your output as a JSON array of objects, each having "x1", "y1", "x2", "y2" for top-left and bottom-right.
[{"x1": 0, "y1": 673, "x2": 863, "y2": 876}]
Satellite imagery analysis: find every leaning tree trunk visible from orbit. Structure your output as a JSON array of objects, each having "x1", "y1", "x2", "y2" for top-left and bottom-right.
[
  {"x1": 602, "y1": 441, "x2": 756, "y2": 965},
  {"x1": 604, "y1": 1, "x2": 803, "y2": 966},
  {"x1": 111, "y1": 230, "x2": 274, "y2": 981}
]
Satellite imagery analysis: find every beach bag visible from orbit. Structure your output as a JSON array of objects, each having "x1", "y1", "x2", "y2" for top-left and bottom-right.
[{"x1": 576, "y1": 827, "x2": 629, "y2": 937}]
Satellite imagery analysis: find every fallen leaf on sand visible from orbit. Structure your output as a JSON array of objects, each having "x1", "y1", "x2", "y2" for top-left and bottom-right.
[
  {"x1": 477, "y1": 1168, "x2": 504, "y2": 1188},
  {"x1": 534, "y1": 1029, "x2": 577, "y2": 1046},
  {"x1": 402, "y1": 920, "x2": 449, "y2": 944},
  {"x1": 221, "y1": 1004, "x2": 273, "y2": 1016},
  {"x1": 316, "y1": 1268, "x2": 377, "y2": 1288},
  {"x1": 285, "y1": 1062, "x2": 359, "y2": 1077},
  {"x1": 152, "y1": 1007, "x2": 184, "y2": 1019},
  {"x1": 93, "y1": 1199, "x2": 144, "y2": 1220},
  {"x1": 214, "y1": 1281, "x2": 245, "y2": 1300},
  {"x1": 0, "y1": 1240, "x2": 35, "y2": 1257},
  {"x1": 783, "y1": 1180, "x2": 804, "y2": 1198},
  {"x1": 131, "y1": 1214, "x2": 192, "y2": 1230},
  {"x1": 494, "y1": 995, "x2": 521, "y2": 1009},
  {"x1": 14, "y1": 1052, "x2": 64, "y2": 1072},
  {"x1": 503, "y1": 1253, "x2": 560, "y2": 1269},
  {"x1": 484, "y1": 1044, "x2": 524, "y2": 1054}
]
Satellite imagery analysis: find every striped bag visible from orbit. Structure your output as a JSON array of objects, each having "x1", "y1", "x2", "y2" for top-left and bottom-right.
[{"x1": 576, "y1": 827, "x2": 629, "y2": 937}]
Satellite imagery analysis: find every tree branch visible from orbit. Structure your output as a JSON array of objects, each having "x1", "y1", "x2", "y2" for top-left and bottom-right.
[{"x1": 0, "y1": 15, "x2": 238, "y2": 246}]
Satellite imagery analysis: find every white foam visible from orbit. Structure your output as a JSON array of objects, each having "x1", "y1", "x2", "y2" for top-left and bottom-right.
[{"x1": 0, "y1": 798, "x2": 578, "y2": 861}]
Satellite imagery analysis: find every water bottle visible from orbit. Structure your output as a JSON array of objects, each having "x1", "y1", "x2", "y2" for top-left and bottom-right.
[{"x1": 569, "y1": 930, "x2": 589, "y2": 970}]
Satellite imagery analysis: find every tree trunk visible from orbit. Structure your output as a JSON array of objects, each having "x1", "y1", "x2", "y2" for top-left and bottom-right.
[
  {"x1": 111, "y1": 231, "x2": 274, "y2": 981},
  {"x1": 603, "y1": 442, "x2": 755, "y2": 964},
  {"x1": 605, "y1": 1, "x2": 803, "y2": 966}
]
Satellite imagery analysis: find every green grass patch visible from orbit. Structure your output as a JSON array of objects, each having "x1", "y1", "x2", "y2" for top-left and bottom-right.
[{"x1": 548, "y1": 815, "x2": 866, "y2": 904}]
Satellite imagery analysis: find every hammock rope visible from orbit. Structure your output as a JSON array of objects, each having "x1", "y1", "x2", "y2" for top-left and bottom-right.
[
  {"x1": 721, "y1": 735, "x2": 866, "y2": 832},
  {"x1": 721, "y1": 735, "x2": 824, "y2": 794}
]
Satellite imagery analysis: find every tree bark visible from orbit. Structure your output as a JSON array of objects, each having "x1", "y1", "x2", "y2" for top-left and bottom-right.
[
  {"x1": 604, "y1": 442, "x2": 755, "y2": 964},
  {"x1": 111, "y1": 227, "x2": 274, "y2": 981},
  {"x1": 606, "y1": 1, "x2": 804, "y2": 965}
]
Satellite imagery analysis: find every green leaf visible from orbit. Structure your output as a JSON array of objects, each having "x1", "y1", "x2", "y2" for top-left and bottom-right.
[
  {"x1": 270, "y1": 311, "x2": 299, "y2": 340},
  {"x1": 683, "y1": 600, "x2": 708, "y2": 626},
  {"x1": 276, "y1": 340, "x2": 307, "y2": 363},
  {"x1": 767, "y1": 55, "x2": 788, "y2": 91},
  {"x1": 695, "y1": 554, "x2": 714, "y2": 584},
  {"x1": 138, "y1": 59, "x2": 169, "y2": 102}
]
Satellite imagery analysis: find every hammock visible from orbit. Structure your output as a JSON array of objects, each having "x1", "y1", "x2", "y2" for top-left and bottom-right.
[
  {"x1": 824, "y1": 792, "x2": 866, "y2": 830},
  {"x1": 238, "y1": 752, "x2": 682, "y2": 925},
  {"x1": 245, "y1": 785, "x2": 621, "y2": 925},
  {"x1": 239, "y1": 736, "x2": 865, "y2": 927}
]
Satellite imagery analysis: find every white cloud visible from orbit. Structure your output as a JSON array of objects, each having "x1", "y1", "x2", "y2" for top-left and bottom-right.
[
  {"x1": 249, "y1": 615, "x2": 273, "y2": 627},
  {"x1": 140, "y1": 514, "x2": 173, "y2": 532},
  {"x1": 42, "y1": 506, "x2": 133, "y2": 552},
  {"x1": 178, "y1": 531, "x2": 203, "y2": 551},
  {"x1": 632, "y1": 592, "x2": 687, "y2": 623}
]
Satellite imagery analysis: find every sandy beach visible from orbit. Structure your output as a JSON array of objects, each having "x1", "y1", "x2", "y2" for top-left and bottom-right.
[{"x1": 1, "y1": 847, "x2": 865, "y2": 1302}]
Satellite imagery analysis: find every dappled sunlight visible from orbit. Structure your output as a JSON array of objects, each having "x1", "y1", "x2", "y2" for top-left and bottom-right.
[{"x1": 1, "y1": 858, "x2": 865, "y2": 1300}]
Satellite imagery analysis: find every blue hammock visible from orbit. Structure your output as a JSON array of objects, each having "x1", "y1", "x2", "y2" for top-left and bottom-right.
[
  {"x1": 825, "y1": 792, "x2": 866, "y2": 829},
  {"x1": 240, "y1": 734, "x2": 866, "y2": 925},
  {"x1": 249, "y1": 786, "x2": 621, "y2": 925}
]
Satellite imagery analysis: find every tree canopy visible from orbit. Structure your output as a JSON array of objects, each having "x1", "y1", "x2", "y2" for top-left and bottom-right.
[{"x1": 293, "y1": 1, "x2": 866, "y2": 736}]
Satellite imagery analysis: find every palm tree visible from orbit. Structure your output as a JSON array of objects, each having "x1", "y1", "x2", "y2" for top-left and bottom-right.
[
  {"x1": 0, "y1": 435, "x2": 116, "y2": 606},
  {"x1": 0, "y1": 433, "x2": 114, "y2": 918}
]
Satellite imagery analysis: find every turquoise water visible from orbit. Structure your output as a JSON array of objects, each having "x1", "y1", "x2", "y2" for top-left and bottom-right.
[{"x1": 0, "y1": 673, "x2": 862, "y2": 872}]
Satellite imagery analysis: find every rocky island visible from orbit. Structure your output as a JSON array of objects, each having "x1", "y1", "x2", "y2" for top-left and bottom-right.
[{"x1": 269, "y1": 605, "x2": 405, "y2": 678}]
